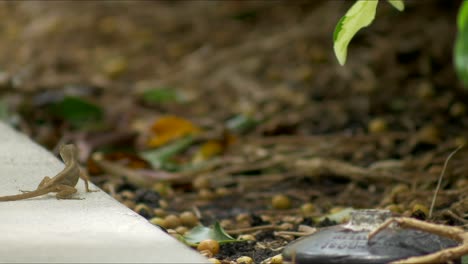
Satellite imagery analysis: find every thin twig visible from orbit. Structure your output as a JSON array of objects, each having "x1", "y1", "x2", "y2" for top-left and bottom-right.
[
  {"x1": 274, "y1": 230, "x2": 316, "y2": 237},
  {"x1": 429, "y1": 144, "x2": 464, "y2": 218},
  {"x1": 294, "y1": 157, "x2": 412, "y2": 183},
  {"x1": 444, "y1": 210, "x2": 468, "y2": 225},
  {"x1": 225, "y1": 224, "x2": 277, "y2": 235}
]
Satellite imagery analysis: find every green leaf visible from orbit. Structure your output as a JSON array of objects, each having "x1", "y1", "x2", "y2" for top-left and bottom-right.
[
  {"x1": 226, "y1": 114, "x2": 259, "y2": 134},
  {"x1": 333, "y1": 0, "x2": 379, "y2": 65},
  {"x1": 183, "y1": 222, "x2": 237, "y2": 246},
  {"x1": 455, "y1": 3, "x2": 468, "y2": 89},
  {"x1": 462, "y1": 255, "x2": 468, "y2": 264},
  {"x1": 50, "y1": 96, "x2": 102, "y2": 127},
  {"x1": 458, "y1": 1, "x2": 468, "y2": 31},
  {"x1": 140, "y1": 136, "x2": 195, "y2": 169},
  {"x1": 333, "y1": 15, "x2": 346, "y2": 42},
  {"x1": 387, "y1": 0, "x2": 405, "y2": 11},
  {"x1": 141, "y1": 87, "x2": 180, "y2": 104}
]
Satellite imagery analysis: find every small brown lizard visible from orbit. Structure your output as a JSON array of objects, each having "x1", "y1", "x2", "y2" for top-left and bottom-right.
[{"x1": 0, "y1": 144, "x2": 94, "y2": 201}]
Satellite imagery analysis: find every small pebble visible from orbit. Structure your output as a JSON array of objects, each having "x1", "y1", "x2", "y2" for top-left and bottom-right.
[
  {"x1": 164, "y1": 214, "x2": 182, "y2": 229},
  {"x1": 149, "y1": 217, "x2": 165, "y2": 227},
  {"x1": 102, "y1": 56, "x2": 128, "y2": 79},
  {"x1": 215, "y1": 187, "x2": 230, "y2": 196},
  {"x1": 236, "y1": 213, "x2": 251, "y2": 222},
  {"x1": 300, "y1": 203, "x2": 315, "y2": 215},
  {"x1": 411, "y1": 203, "x2": 429, "y2": 219},
  {"x1": 272, "y1": 194, "x2": 292, "y2": 210},
  {"x1": 238, "y1": 234, "x2": 256, "y2": 241},
  {"x1": 456, "y1": 179, "x2": 468, "y2": 188},
  {"x1": 416, "y1": 81, "x2": 434, "y2": 99},
  {"x1": 175, "y1": 226, "x2": 188, "y2": 235},
  {"x1": 133, "y1": 203, "x2": 153, "y2": 219},
  {"x1": 455, "y1": 136, "x2": 467, "y2": 147},
  {"x1": 197, "y1": 239, "x2": 220, "y2": 255},
  {"x1": 368, "y1": 118, "x2": 388, "y2": 133},
  {"x1": 179, "y1": 211, "x2": 199, "y2": 227},
  {"x1": 151, "y1": 182, "x2": 174, "y2": 197},
  {"x1": 159, "y1": 199, "x2": 169, "y2": 209},
  {"x1": 121, "y1": 200, "x2": 136, "y2": 209},
  {"x1": 120, "y1": 190, "x2": 135, "y2": 200},
  {"x1": 219, "y1": 219, "x2": 234, "y2": 229},
  {"x1": 236, "y1": 256, "x2": 253, "y2": 264},
  {"x1": 134, "y1": 189, "x2": 160, "y2": 208},
  {"x1": 270, "y1": 254, "x2": 283, "y2": 264},
  {"x1": 153, "y1": 208, "x2": 166, "y2": 217},
  {"x1": 417, "y1": 125, "x2": 440, "y2": 144},
  {"x1": 193, "y1": 176, "x2": 211, "y2": 189},
  {"x1": 450, "y1": 102, "x2": 466, "y2": 117},
  {"x1": 207, "y1": 258, "x2": 221, "y2": 264},
  {"x1": 198, "y1": 188, "x2": 215, "y2": 200}
]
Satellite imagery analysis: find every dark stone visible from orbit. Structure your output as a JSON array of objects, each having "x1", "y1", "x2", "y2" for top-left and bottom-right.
[
  {"x1": 300, "y1": 217, "x2": 314, "y2": 226},
  {"x1": 283, "y1": 220, "x2": 459, "y2": 264},
  {"x1": 316, "y1": 217, "x2": 337, "y2": 228},
  {"x1": 251, "y1": 214, "x2": 269, "y2": 226},
  {"x1": 134, "y1": 189, "x2": 161, "y2": 208}
]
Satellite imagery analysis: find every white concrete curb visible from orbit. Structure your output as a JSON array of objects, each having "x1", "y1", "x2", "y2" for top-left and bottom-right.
[{"x1": 0, "y1": 122, "x2": 208, "y2": 263}]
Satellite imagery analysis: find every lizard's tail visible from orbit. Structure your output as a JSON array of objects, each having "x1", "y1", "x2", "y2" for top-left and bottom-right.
[{"x1": 0, "y1": 188, "x2": 53, "y2": 201}]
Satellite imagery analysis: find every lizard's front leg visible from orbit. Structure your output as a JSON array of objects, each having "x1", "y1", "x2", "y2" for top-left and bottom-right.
[
  {"x1": 80, "y1": 170, "x2": 98, "y2": 193},
  {"x1": 54, "y1": 184, "x2": 81, "y2": 200}
]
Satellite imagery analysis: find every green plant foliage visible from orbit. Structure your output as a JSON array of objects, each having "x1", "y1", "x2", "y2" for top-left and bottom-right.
[
  {"x1": 458, "y1": 1, "x2": 468, "y2": 31},
  {"x1": 50, "y1": 96, "x2": 102, "y2": 127},
  {"x1": 462, "y1": 255, "x2": 468, "y2": 264},
  {"x1": 455, "y1": 1, "x2": 468, "y2": 88},
  {"x1": 140, "y1": 136, "x2": 195, "y2": 169},
  {"x1": 387, "y1": 0, "x2": 405, "y2": 11},
  {"x1": 333, "y1": 1, "x2": 379, "y2": 65},
  {"x1": 183, "y1": 222, "x2": 237, "y2": 246},
  {"x1": 226, "y1": 114, "x2": 259, "y2": 134},
  {"x1": 334, "y1": 0, "x2": 405, "y2": 65},
  {"x1": 141, "y1": 87, "x2": 180, "y2": 104}
]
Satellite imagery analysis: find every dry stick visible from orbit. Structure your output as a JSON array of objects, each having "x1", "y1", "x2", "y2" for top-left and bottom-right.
[
  {"x1": 250, "y1": 132, "x2": 407, "y2": 146},
  {"x1": 91, "y1": 153, "x2": 187, "y2": 187},
  {"x1": 274, "y1": 230, "x2": 317, "y2": 237},
  {"x1": 295, "y1": 157, "x2": 412, "y2": 183},
  {"x1": 225, "y1": 224, "x2": 278, "y2": 235},
  {"x1": 429, "y1": 144, "x2": 464, "y2": 218},
  {"x1": 445, "y1": 210, "x2": 468, "y2": 225},
  {"x1": 368, "y1": 217, "x2": 468, "y2": 264}
]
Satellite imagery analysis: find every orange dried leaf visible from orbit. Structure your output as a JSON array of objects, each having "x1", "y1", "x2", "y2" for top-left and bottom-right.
[
  {"x1": 148, "y1": 116, "x2": 200, "y2": 147},
  {"x1": 192, "y1": 140, "x2": 223, "y2": 163}
]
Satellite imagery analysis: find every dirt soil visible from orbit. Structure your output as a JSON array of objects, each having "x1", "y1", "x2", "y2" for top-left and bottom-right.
[{"x1": 0, "y1": 1, "x2": 467, "y2": 263}]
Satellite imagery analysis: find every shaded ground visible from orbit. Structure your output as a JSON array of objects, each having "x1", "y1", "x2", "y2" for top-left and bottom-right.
[{"x1": 0, "y1": 1, "x2": 467, "y2": 263}]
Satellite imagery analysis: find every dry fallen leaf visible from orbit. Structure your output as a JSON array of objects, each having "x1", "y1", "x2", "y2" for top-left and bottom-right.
[
  {"x1": 192, "y1": 140, "x2": 224, "y2": 163},
  {"x1": 148, "y1": 115, "x2": 200, "y2": 148}
]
